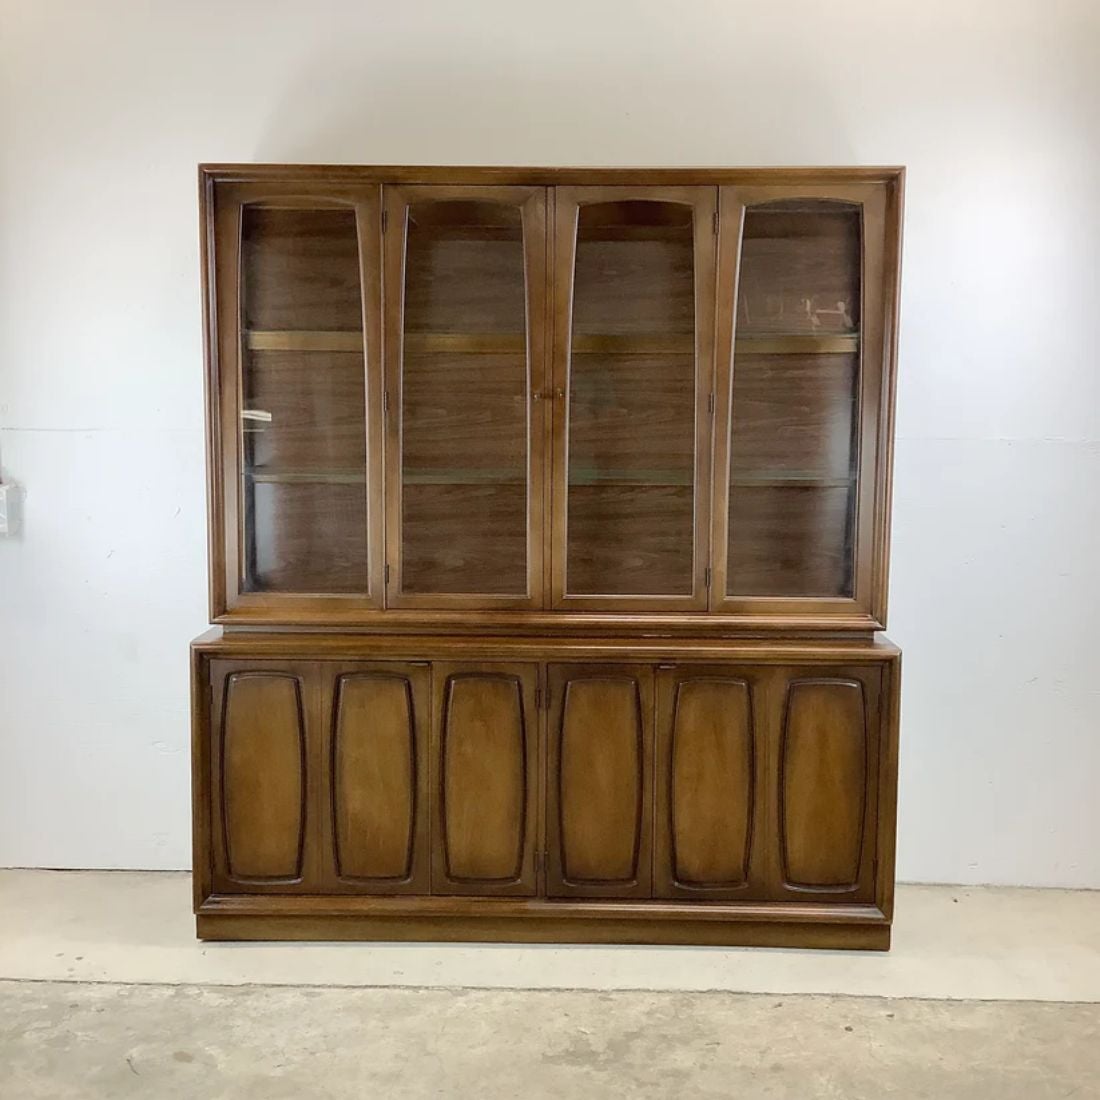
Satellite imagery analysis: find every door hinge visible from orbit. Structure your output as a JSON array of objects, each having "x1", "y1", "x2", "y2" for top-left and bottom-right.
[
  {"x1": 384, "y1": 563, "x2": 391, "y2": 585},
  {"x1": 713, "y1": 210, "x2": 719, "y2": 236},
  {"x1": 383, "y1": 390, "x2": 390, "y2": 415},
  {"x1": 381, "y1": 209, "x2": 388, "y2": 233},
  {"x1": 707, "y1": 392, "x2": 715, "y2": 416}
]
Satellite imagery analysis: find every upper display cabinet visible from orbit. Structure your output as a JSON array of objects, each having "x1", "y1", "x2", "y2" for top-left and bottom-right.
[{"x1": 200, "y1": 166, "x2": 902, "y2": 632}]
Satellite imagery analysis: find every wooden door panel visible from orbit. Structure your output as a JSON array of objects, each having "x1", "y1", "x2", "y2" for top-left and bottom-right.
[
  {"x1": 432, "y1": 664, "x2": 538, "y2": 895},
  {"x1": 222, "y1": 672, "x2": 306, "y2": 880},
  {"x1": 655, "y1": 670, "x2": 757, "y2": 897},
  {"x1": 547, "y1": 665, "x2": 653, "y2": 897},
  {"x1": 332, "y1": 672, "x2": 416, "y2": 882},
  {"x1": 780, "y1": 678, "x2": 868, "y2": 891},
  {"x1": 321, "y1": 664, "x2": 430, "y2": 893},
  {"x1": 209, "y1": 660, "x2": 322, "y2": 892}
]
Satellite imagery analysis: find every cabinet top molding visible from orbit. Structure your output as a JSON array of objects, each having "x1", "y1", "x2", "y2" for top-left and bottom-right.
[{"x1": 199, "y1": 164, "x2": 905, "y2": 187}]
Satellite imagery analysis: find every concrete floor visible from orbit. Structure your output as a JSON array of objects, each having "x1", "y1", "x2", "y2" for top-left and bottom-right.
[
  {"x1": 4, "y1": 982, "x2": 1099, "y2": 1099},
  {"x1": 1, "y1": 871, "x2": 1098, "y2": 1097}
]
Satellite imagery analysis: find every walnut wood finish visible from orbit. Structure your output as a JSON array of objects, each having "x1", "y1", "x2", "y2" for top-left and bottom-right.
[
  {"x1": 202, "y1": 165, "x2": 902, "y2": 632},
  {"x1": 550, "y1": 187, "x2": 715, "y2": 610},
  {"x1": 323, "y1": 664, "x2": 430, "y2": 893},
  {"x1": 545, "y1": 664, "x2": 654, "y2": 897},
  {"x1": 654, "y1": 669, "x2": 757, "y2": 898},
  {"x1": 712, "y1": 184, "x2": 892, "y2": 621},
  {"x1": 431, "y1": 663, "x2": 539, "y2": 895},
  {"x1": 194, "y1": 165, "x2": 903, "y2": 949},
  {"x1": 203, "y1": 178, "x2": 385, "y2": 621},
  {"x1": 192, "y1": 632, "x2": 900, "y2": 947},
  {"x1": 383, "y1": 185, "x2": 548, "y2": 610}
]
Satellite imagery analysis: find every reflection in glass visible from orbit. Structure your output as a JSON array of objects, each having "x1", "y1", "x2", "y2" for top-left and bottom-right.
[
  {"x1": 399, "y1": 201, "x2": 529, "y2": 596},
  {"x1": 727, "y1": 202, "x2": 861, "y2": 597},
  {"x1": 566, "y1": 202, "x2": 697, "y2": 597},
  {"x1": 239, "y1": 207, "x2": 366, "y2": 593}
]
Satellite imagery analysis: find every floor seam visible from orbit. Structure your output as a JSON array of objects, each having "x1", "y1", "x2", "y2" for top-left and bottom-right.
[{"x1": 2, "y1": 975, "x2": 1098, "y2": 1006}]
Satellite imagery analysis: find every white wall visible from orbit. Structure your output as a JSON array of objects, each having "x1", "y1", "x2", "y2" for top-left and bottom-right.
[{"x1": 1, "y1": 0, "x2": 1097, "y2": 886}]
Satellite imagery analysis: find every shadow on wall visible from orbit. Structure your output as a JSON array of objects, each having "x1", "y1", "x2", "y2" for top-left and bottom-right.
[{"x1": 247, "y1": 42, "x2": 858, "y2": 165}]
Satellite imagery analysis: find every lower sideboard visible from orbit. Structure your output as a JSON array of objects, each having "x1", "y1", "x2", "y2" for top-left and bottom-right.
[{"x1": 191, "y1": 630, "x2": 901, "y2": 950}]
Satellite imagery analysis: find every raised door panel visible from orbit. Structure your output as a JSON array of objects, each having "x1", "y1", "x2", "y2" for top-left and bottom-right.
[
  {"x1": 779, "y1": 675, "x2": 876, "y2": 896},
  {"x1": 551, "y1": 187, "x2": 715, "y2": 611},
  {"x1": 383, "y1": 186, "x2": 548, "y2": 610},
  {"x1": 431, "y1": 664, "x2": 538, "y2": 895},
  {"x1": 547, "y1": 665, "x2": 653, "y2": 897},
  {"x1": 208, "y1": 181, "x2": 384, "y2": 618},
  {"x1": 712, "y1": 183, "x2": 893, "y2": 624},
  {"x1": 324, "y1": 665, "x2": 430, "y2": 893},
  {"x1": 654, "y1": 669, "x2": 759, "y2": 898},
  {"x1": 210, "y1": 661, "x2": 321, "y2": 891}
]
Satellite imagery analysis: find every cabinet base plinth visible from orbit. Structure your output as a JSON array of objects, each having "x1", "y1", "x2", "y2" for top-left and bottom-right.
[{"x1": 197, "y1": 906, "x2": 890, "y2": 951}]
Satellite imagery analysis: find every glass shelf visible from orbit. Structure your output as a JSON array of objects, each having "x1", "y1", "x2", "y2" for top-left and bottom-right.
[
  {"x1": 402, "y1": 468, "x2": 525, "y2": 486},
  {"x1": 245, "y1": 330, "x2": 363, "y2": 352},
  {"x1": 568, "y1": 467, "x2": 692, "y2": 487},
  {"x1": 245, "y1": 467, "x2": 366, "y2": 485},
  {"x1": 733, "y1": 333, "x2": 859, "y2": 355},
  {"x1": 730, "y1": 474, "x2": 855, "y2": 489}
]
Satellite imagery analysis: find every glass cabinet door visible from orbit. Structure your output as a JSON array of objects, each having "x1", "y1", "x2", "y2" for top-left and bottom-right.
[
  {"x1": 384, "y1": 186, "x2": 547, "y2": 608},
  {"x1": 713, "y1": 185, "x2": 888, "y2": 617},
  {"x1": 552, "y1": 188, "x2": 715, "y2": 610},
  {"x1": 214, "y1": 186, "x2": 383, "y2": 610}
]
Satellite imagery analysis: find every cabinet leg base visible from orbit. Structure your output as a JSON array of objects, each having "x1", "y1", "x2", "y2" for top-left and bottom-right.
[{"x1": 197, "y1": 912, "x2": 890, "y2": 951}]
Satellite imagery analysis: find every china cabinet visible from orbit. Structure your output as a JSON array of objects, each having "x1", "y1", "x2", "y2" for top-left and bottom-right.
[{"x1": 193, "y1": 164, "x2": 903, "y2": 949}]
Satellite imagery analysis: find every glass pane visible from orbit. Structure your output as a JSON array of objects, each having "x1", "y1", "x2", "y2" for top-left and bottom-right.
[
  {"x1": 727, "y1": 201, "x2": 861, "y2": 597},
  {"x1": 400, "y1": 201, "x2": 529, "y2": 595},
  {"x1": 565, "y1": 201, "x2": 697, "y2": 597},
  {"x1": 239, "y1": 206, "x2": 367, "y2": 593}
]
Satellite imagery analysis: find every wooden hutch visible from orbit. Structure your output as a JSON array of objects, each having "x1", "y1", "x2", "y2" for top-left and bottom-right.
[{"x1": 191, "y1": 165, "x2": 903, "y2": 949}]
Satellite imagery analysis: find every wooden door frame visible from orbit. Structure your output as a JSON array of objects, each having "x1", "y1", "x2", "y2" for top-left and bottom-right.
[
  {"x1": 549, "y1": 186, "x2": 717, "y2": 613},
  {"x1": 711, "y1": 183, "x2": 895, "y2": 623},
  {"x1": 381, "y1": 184, "x2": 550, "y2": 611},
  {"x1": 203, "y1": 179, "x2": 385, "y2": 620}
]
